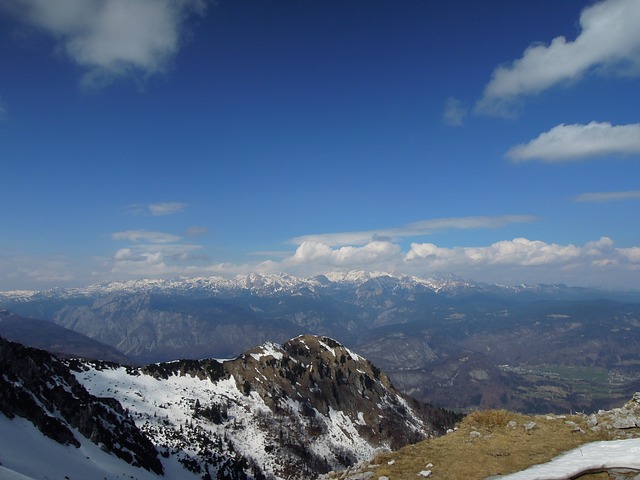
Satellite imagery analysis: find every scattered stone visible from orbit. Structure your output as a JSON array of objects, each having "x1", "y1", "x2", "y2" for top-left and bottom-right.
[
  {"x1": 564, "y1": 420, "x2": 585, "y2": 434},
  {"x1": 470, "y1": 430, "x2": 482, "y2": 438},
  {"x1": 426, "y1": 463, "x2": 433, "y2": 468},
  {"x1": 378, "y1": 477, "x2": 390, "y2": 480},
  {"x1": 417, "y1": 470, "x2": 432, "y2": 477},
  {"x1": 507, "y1": 420, "x2": 518, "y2": 428},
  {"x1": 586, "y1": 414, "x2": 598, "y2": 428},
  {"x1": 348, "y1": 472, "x2": 374, "y2": 480},
  {"x1": 524, "y1": 421, "x2": 537, "y2": 432},
  {"x1": 387, "y1": 460, "x2": 395, "y2": 465}
]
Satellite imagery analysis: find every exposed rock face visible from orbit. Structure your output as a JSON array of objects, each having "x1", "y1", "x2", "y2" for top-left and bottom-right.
[
  {"x1": 589, "y1": 393, "x2": 640, "y2": 433},
  {"x1": 227, "y1": 335, "x2": 459, "y2": 450},
  {"x1": 0, "y1": 336, "x2": 163, "y2": 474}
]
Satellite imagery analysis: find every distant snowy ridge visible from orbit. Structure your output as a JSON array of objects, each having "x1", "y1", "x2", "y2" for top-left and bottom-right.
[{"x1": 0, "y1": 270, "x2": 506, "y2": 301}]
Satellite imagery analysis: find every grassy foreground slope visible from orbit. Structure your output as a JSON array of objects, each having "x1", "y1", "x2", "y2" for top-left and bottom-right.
[{"x1": 324, "y1": 394, "x2": 640, "y2": 479}]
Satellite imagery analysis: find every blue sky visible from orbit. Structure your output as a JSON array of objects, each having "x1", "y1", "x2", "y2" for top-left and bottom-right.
[{"x1": 1, "y1": 0, "x2": 640, "y2": 290}]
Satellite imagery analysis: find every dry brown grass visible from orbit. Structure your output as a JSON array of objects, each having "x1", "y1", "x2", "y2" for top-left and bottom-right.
[{"x1": 365, "y1": 410, "x2": 617, "y2": 480}]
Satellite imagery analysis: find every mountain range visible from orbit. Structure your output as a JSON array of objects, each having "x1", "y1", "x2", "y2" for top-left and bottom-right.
[{"x1": 2, "y1": 270, "x2": 640, "y2": 414}]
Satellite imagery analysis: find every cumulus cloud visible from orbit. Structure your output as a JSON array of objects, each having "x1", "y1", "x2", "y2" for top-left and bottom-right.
[
  {"x1": 574, "y1": 190, "x2": 640, "y2": 203},
  {"x1": 289, "y1": 241, "x2": 401, "y2": 268},
  {"x1": 289, "y1": 215, "x2": 536, "y2": 247},
  {"x1": 405, "y1": 237, "x2": 600, "y2": 267},
  {"x1": 476, "y1": 0, "x2": 640, "y2": 116},
  {"x1": 4, "y1": 0, "x2": 208, "y2": 87},
  {"x1": 506, "y1": 122, "x2": 640, "y2": 162},
  {"x1": 443, "y1": 97, "x2": 467, "y2": 126},
  {"x1": 402, "y1": 237, "x2": 635, "y2": 286},
  {"x1": 263, "y1": 236, "x2": 640, "y2": 288}
]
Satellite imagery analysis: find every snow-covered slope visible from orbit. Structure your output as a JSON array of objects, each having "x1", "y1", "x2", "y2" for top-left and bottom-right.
[
  {"x1": 488, "y1": 437, "x2": 640, "y2": 479},
  {"x1": 0, "y1": 335, "x2": 458, "y2": 480},
  {"x1": 0, "y1": 414, "x2": 196, "y2": 480}
]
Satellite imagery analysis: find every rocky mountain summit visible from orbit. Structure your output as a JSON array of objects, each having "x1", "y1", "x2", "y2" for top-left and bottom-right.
[{"x1": 0, "y1": 334, "x2": 458, "y2": 480}]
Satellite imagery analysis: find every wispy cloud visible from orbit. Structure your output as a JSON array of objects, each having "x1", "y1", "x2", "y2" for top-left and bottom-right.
[
  {"x1": 476, "y1": 0, "x2": 640, "y2": 116},
  {"x1": 289, "y1": 215, "x2": 536, "y2": 247},
  {"x1": 574, "y1": 190, "x2": 640, "y2": 203},
  {"x1": 112, "y1": 230, "x2": 181, "y2": 243},
  {"x1": 126, "y1": 202, "x2": 188, "y2": 216},
  {"x1": 109, "y1": 229, "x2": 207, "y2": 277},
  {"x1": 443, "y1": 97, "x2": 467, "y2": 126},
  {"x1": 185, "y1": 226, "x2": 208, "y2": 237},
  {"x1": 3, "y1": 0, "x2": 209, "y2": 87},
  {"x1": 506, "y1": 122, "x2": 640, "y2": 162},
  {"x1": 0, "y1": 251, "x2": 76, "y2": 289},
  {"x1": 148, "y1": 202, "x2": 188, "y2": 216}
]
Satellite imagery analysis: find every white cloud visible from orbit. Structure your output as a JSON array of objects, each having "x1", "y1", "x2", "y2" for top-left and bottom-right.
[
  {"x1": 148, "y1": 202, "x2": 188, "y2": 216},
  {"x1": 405, "y1": 237, "x2": 599, "y2": 267},
  {"x1": 269, "y1": 236, "x2": 640, "y2": 288},
  {"x1": 574, "y1": 190, "x2": 640, "y2": 203},
  {"x1": 476, "y1": 0, "x2": 640, "y2": 116},
  {"x1": 5, "y1": 0, "x2": 208, "y2": 87},
  {"x1": 3, "y1": 235, "x2": 640, "y2": 290},
  {"x1": 289, "y1": 215, "x2": 536, "y2": 247},
  {"x1": 443, "y1": 97, "x2": 467, "y2": 126},
  {"x1": 289, "y1": 241, "x2": 401, "y2": 268},
  {"x1": 125, "y1": 202, "x2": 188, "y2": 216},
  {"x1": 111, "y1": 241, "x2": 205, "y2": 276},
  {"x1": 506, "y1": 122, "x2": 640, "y2": 162},
  {"x1": 112, "y1": 229, "x2": 181, "y2": 243}
]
